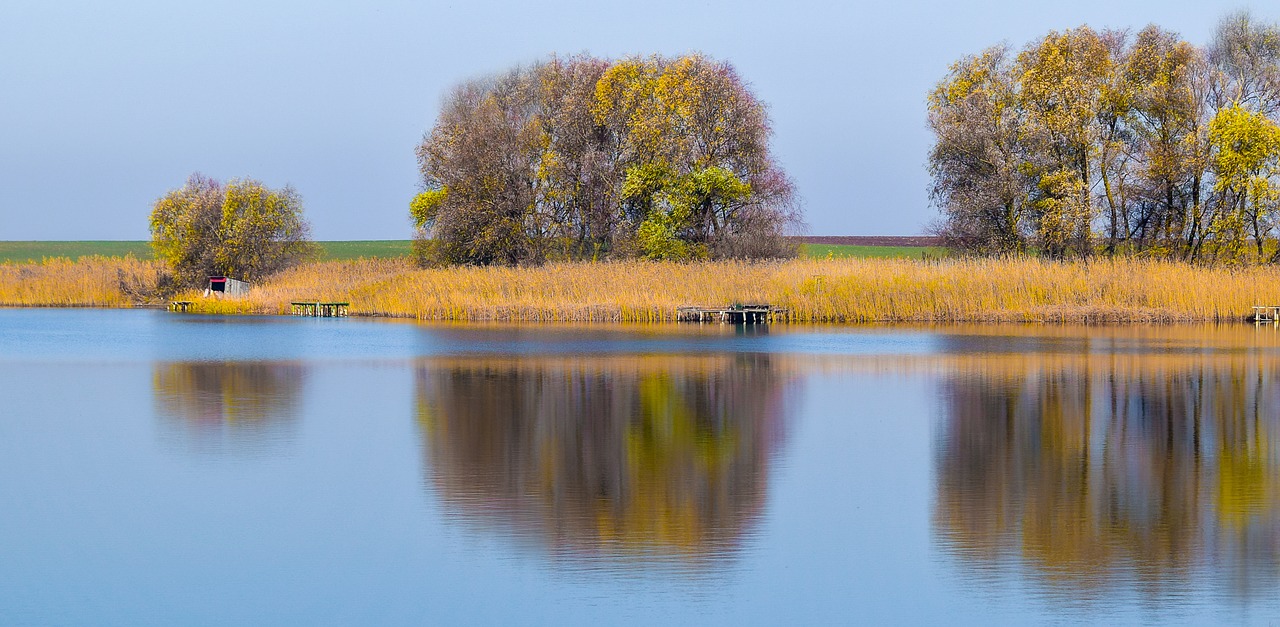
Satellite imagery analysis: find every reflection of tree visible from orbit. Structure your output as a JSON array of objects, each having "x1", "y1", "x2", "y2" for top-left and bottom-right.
[
  {"x1": 414, "y1": 354, "x2": 794, "y2": 567},
  {"x1": 935, "y1": 353, "x2": 1280, "y2": 600},
  {"x1": 153, "y1": 361, "x2": 305, "y2": 453}
]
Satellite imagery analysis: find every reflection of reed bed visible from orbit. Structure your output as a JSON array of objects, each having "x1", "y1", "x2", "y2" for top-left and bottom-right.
[
  {"x1": 413, "y1": 354, "x2": 796, "y2": 568},
  {"x1": 750, "y1": 325, "x2": 1280, "y2": 377},
  {"x1": 0, "y1": 256, "x2": 165, "y2": 307},
  {"x1": 930, "y1": 348, "x2": 1280, "y2": 600},
  {"x1": 5, "y1": 256, "x2": 1280, "y2": 322}
]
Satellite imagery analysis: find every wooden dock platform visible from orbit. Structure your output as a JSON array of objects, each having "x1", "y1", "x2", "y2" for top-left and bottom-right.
[
  {"x1": 1254, "y1": 305, "x2": 1280, "y2": 323},
  {"x1": 676, "y1": 304, "x2": 784, "y2": 324},
  {"x1": 291, "y1": 302, "x2": 350, "y2": 317},
  {"x1": 168, "y1": 301, "x2": 193, "y2": 312}
]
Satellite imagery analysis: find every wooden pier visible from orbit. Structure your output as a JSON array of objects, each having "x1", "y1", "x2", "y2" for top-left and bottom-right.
[
  {"x1": 168, "y1": 301, "x2": 193, "y2": 312},
  {"x1": 291, "y1": 301, "x2": 350, "y2": 317},
  {"x1": 1254, "y1": 305, "x2": 1280, "y2": 323},
  {"x1": 676, "y1": 304, "x2": 784, "y2": 324}
]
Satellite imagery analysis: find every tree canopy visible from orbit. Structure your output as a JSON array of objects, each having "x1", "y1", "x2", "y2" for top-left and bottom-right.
[
  {"x1": 929, "y1": 11, "x2": 1280, "y2": 261},
  {"x1": 149, "y1": 174, "x2": 316, "y2": 287},
  {"x1": 412, "y1": 53, "x2": 801, "y2": 265}
]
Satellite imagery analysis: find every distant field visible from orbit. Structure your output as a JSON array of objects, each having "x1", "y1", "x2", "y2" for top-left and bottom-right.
[
  {"x1": 799, "y1": 244, "x2": 946, "y2": 260},
  {"x1": 791, "y1": 235, "x2": 942, "y2": 247},
  {"x1": 0, "y1": 241, "x2": 155, "y2": 263},
  {"x1": 0, "y1": 239, "x2": 940, "y2": 263},
  {"x1": 313, "y1": 240, "x2": 414, "y2": 260}
]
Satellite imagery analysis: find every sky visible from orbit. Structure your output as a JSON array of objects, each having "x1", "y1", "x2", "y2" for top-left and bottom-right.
[{"x1": 0, "y1": 0, "x2": 1273, "y2": 240}]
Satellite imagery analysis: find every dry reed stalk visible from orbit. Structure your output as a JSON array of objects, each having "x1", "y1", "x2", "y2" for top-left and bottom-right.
[
  {"x1": 4, "y1": 256, "x2": 1280, "y2": 323},
  {"x1": 0, "y1": 256, "x2": 165, "y2": 307}
]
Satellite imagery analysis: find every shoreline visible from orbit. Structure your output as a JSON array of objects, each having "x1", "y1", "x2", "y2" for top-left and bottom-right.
[{"x1": 0, "y1": 305, "x2": 1269, "y2": 326}]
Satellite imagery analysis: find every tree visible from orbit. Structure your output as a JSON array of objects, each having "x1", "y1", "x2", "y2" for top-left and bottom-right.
[
  {"x1": 149, "y1": 174, "x2": 316, "y2": 287},
  {"x1": 1122, "y1": 26, "x2": 1206, "y2": 256},
  {"x1": 928, "y1": 45, "x2": 1035, "y2": 255},
  {"x1": 929, "y1": 12, "x2": 1280, "y2": 263},
  {"x1": 1210, "y1": 11, "x2": 1280, "y2": 117},
  {"x1": 1208, "y1": 104, "x2": 1280, "y2": 259},
  {"x1": 1017, "y1": 26, "x2": 1118, "y2": 258},
  {"x1": 412, "y1": 53, "x2": 800, "y2": 265}
]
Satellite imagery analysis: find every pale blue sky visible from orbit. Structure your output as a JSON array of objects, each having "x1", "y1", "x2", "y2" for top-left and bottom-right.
[{"x1": 0, "y1": 0, "x2": 1269, "y2": 240}]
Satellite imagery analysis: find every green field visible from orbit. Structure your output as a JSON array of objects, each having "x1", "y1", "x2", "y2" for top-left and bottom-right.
[
  {"x1": 0, "y1": 241, "x2": 155, "y2": 263},
  {"x1": 312, "y1": 240, "x2": 415, "y2": 260},
  {"x1": 0, "y1": 240, "x2": 939, "y2": 263},
  {"x1": 798, "y1": 244, "x2": 947, "y2": 259}
]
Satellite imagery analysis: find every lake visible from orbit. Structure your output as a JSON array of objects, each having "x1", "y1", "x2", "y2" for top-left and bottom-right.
[{"x1": 3, "y1": 309, "x2": 1280, "y2": 624}]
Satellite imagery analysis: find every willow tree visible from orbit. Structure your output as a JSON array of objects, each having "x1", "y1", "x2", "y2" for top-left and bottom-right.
[
  {"x1": 149, "y1": 174, "x2": 316, "y2": 287},
  {"x1": 412, "y1": 53, "x2": 800, "y2": 266}
]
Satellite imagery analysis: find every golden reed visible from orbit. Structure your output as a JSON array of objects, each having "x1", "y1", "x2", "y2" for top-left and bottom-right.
[
  {"x1": 0, "y1": 255, "x2": 165, "y2": 308},
  {"x1": 3, "y1": 255, "x2": 1279, "y2": 322}
]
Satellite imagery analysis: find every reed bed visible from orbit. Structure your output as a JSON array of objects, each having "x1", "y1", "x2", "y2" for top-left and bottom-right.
[
  {"x1": 0, "y1": 255, "x2": 165, "y2": 307},
  {"x1": 4, "y1": 255, "x2": 1279, "y2": 323}
]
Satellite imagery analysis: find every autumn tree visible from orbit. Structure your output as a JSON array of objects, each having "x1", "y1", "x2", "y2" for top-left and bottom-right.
[
  {"x1": 1017, "y1": 26, "x2": 1121, "y2": 258},
  {"x1": 150, "y1": 174, "x2": 316, "y2": 287},
  {"x1": 412, "y1": 53, "x2": 799, "y2": 265},
  {"x1": 1208, "y1": 104, "x2": 1280, "y2": 259},
  {"x1": 1210, "y1": 11, "x2": 1280, "y2": 116},
  {"x1": 930, "y1": 12, "x2": 1280, "y2": 263},
  {"x1": 1122, "y1": 26, "x2": 1208, "y2": 255},
  {"x1": 928, "y1": 45, "x2": 1034, "y2": 254}
]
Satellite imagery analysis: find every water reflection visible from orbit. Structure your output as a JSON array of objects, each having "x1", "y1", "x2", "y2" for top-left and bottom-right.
[
  {"x1": 934, "y1": 351, "x2": 1280, "y2": 601},
  {"x1": 414, "y1": 354, "x2": 795, "y2": 571},
  {"x1": 153, "y1": 361, "x2": 306, "y2": 454}
]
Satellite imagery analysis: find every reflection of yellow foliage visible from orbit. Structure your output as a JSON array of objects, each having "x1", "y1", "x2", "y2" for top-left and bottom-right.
[
  {"x1": 415, "y1": 355, "x2": 787, "y2": 563},
  {"x1": 929, "y1": 335, "x2": 1280, "y2": 597},
  {"x1": 153, "y1": 361, "x2": 305, "y2": 426},
  {"x1": 1216, "y1": 429, "x2": 1274, "y2": 528},
  {"x1": 620, "y1": 373, "x2": 742, "y2": 552}
]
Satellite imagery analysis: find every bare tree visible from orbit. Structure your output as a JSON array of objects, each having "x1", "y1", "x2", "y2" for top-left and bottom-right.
[{"x1": 1210, "y1": 11, "x2": 1280, "y2": 116}]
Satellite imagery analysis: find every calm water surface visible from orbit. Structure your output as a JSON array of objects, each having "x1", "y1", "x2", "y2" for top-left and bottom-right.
[{"x1": 3, "y1": 309, "x2": 1280, "y2": 624}]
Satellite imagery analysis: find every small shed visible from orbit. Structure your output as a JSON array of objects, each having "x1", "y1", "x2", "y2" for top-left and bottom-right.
[{"x1": 205, "y1": 276, "x2": 251, "y2": 298}]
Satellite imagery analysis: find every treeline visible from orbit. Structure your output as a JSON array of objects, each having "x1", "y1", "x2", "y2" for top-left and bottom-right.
[
  {"x1": 929, "y1": 11, "x2": 1280, "y2": 261},
  {"x1": 412, "y1": 54, "x2": 800, "y2": 266}
]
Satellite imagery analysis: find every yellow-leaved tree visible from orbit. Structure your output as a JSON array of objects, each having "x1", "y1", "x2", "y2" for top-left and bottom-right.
[
  {"x1": 149, "y1": 174, "x2": 317, "y2": 288},
  {"x1": 412, "y1": 53, "x2": 800, "y2": 266}
]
